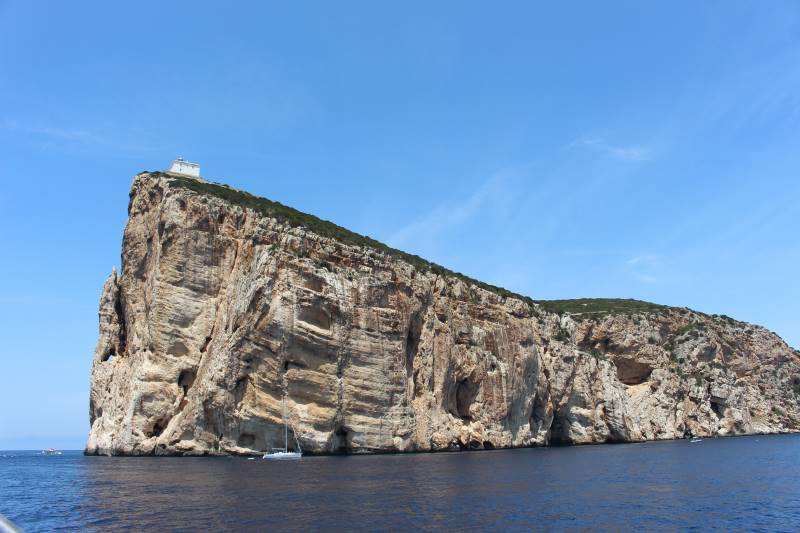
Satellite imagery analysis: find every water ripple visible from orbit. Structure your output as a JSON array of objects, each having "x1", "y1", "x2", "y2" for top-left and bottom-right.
[{"x1": 2, "y1": 435, "x2": 800, "y2": 531}]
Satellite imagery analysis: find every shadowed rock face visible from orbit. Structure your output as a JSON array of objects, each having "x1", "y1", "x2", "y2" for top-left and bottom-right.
[
  {"x1": 86, "y1": 173, "x2": 800, "y2": 456},
  {"x1": 613, "y1": 358, "x2": 653, "y2": 385}
]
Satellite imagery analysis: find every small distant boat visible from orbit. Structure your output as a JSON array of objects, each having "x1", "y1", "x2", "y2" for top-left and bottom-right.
[
  {"x1": 689, "y1": 437, "x2": 703, "y2": 443},
  {"x1": 263, "y1": 449, "x2": 302, "y2": 460},
  {"x1": 263, "y1": 398, "x2": 302, "y2": 460},
  {"x1": 41, "y1": 448, "x2": 62, "y2": 455}
]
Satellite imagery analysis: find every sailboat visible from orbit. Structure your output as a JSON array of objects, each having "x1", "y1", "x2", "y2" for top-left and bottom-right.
[{"x1": 263, "y1": 398, "x2": 302, "y2": 460}]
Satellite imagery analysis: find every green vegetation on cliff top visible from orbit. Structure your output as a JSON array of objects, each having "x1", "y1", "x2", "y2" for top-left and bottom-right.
[
  {"x1": 159, "y1": 173, "x2": 670, "y2": 316},
  {"x1": 162, "y1": 173, "x2": 532, "y2": 304},
  {"x1": 535, "y1": 298, "x2": 668, "y2": 316}
]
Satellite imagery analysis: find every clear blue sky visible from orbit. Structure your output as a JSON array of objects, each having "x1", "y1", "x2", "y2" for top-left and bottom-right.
[{"x1": 1, "y1": 2, "x2": 798, "y2": 449}]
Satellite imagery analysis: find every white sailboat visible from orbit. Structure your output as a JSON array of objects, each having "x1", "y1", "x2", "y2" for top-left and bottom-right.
[{"x1": 263, "y1": 398, "x2": 302, "y2": 460}]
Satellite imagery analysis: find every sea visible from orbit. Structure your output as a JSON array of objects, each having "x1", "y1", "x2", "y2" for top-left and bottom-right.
[{"x1": 2, "y1": 434, "x2": 799, "y2": 531}]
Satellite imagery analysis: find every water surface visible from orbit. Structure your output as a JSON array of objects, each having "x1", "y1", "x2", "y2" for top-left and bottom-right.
[{"x1": 2, "y1": 434, "x2": 799, "y2": 531}]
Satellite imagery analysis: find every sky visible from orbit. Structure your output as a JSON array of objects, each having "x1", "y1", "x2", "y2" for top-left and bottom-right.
[{"x1": 0, "y1": 1, "x2": 798, "y2": 449}]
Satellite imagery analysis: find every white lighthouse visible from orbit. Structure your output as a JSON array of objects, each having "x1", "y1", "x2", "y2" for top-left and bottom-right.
[{"x1": 167, "y1": 157, "x2": 200, "y2": 178}]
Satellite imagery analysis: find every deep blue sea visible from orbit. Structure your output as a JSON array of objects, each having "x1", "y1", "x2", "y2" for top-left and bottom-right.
[{"x1": 2, "y1": 434, "x2": 799, "y2": 531}]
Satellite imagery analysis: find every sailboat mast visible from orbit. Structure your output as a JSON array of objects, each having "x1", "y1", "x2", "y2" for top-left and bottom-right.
[{"x1": 283, "y1": 397, "x2": 288, "y2": 452}]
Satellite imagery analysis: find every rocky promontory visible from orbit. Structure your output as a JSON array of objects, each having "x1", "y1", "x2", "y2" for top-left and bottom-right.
[{"x1": 86, "y1": 173, "x2": 800, "y2": 455}]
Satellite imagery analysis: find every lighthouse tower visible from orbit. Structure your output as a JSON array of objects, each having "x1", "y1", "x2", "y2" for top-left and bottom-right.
[{"x1": 167, "y1": 157, "x2": 200, "y2": 178}]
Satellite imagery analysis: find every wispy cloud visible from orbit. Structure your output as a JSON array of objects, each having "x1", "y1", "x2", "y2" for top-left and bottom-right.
[
  {"x1": 569, "y1": 137, "x2": 652, "y2": 162},
  {"x1": 0, "y1": 118, "x2": 155, "y2": 154},
  {"x1": 625, "y1": 254, "x2": 662, "y2": 283},
  {"x1": 387, "y1": 171, "x2": 512, "y2": 250}
]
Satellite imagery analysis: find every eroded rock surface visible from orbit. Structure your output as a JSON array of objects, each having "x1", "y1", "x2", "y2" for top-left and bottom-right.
[{"x1": 86, "y1": 173, "x2": 800, "y2": 455}]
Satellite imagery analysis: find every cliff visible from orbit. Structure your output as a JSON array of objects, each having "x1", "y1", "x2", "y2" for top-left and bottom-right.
[{"x1": 86, "y1": 173, "x2": 800, "y2": 455}]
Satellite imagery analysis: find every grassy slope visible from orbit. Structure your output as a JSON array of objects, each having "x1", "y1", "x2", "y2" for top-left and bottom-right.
[
  {"x1": 536, "y1": 298, "x2": 669, "y2": 316},
  {"x1": 159, "y1": 173, "x2": 671, "y2": 316}
]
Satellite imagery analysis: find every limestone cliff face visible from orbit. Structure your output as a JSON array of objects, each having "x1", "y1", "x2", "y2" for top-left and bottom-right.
[{"x1": 86, "y1": 173, "x2": 800, "y2": 455}]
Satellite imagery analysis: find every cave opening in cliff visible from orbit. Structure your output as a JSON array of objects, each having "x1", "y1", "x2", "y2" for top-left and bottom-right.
[
  {"x1": 614, "y1": 358, "x2": 653, "y2": 386},
  {"x1": 529, "y1": 393, "x2": 550, "y2": 435},
  {"x1": 405, "y1": 315, "x2": 423, "y2": 383},
  {"x1": 233, "y1": 377, "x2": 249, "y2": 405},
  {"x1": 237, "y1": 433, "x2": 256, "y2": 448},
  {"x1": 332, "y1": 425, "x2": 352, "y2": 453},
  {"x1": 149, "y1": 419, "x2": 166, "y2": 438},
  {"x1": 548, "y1": 409, "x2": 571, "y2": 446},
  {"x1": 454, "y1": 379, "x2": 479, "y2": 420},
  {"x1": 178, "y1": 369, "x2": 197, "y2": 395},
  {"x1": 113, "y1": 294, "x2": 127, "y2": 354},
  {"x1": 710, "y1": 400, "x2": 726, "y2": 418}
]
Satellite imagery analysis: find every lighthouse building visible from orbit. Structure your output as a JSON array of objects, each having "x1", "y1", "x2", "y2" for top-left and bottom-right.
[{"x1": 167, "y1": 157, "x2": 200, "y2": 178}]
